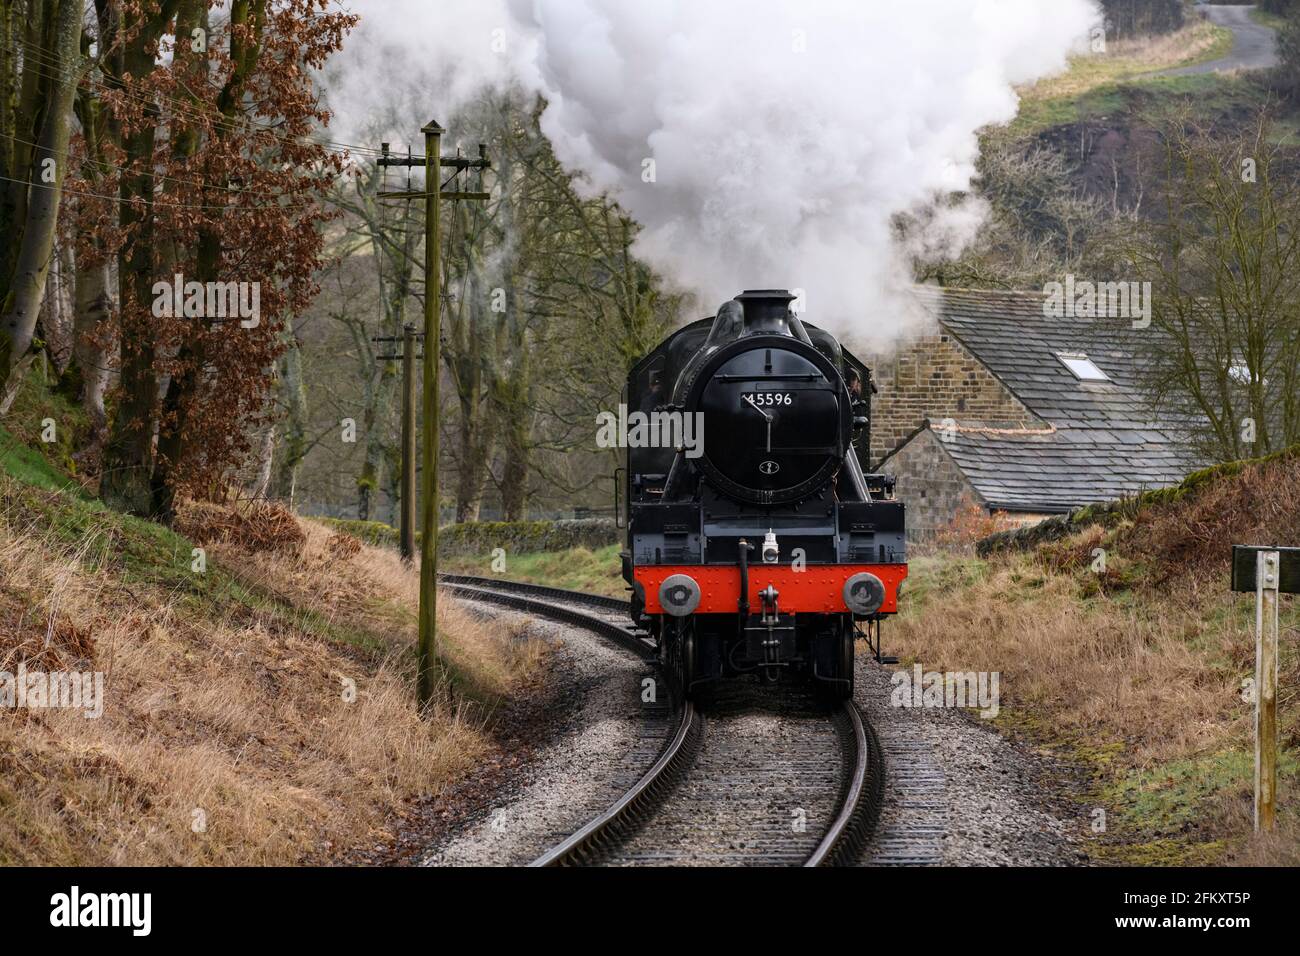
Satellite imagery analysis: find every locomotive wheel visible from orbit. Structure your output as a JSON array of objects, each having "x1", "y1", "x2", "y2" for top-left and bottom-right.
[
  {"x1": 838, "y1": 621, "x2": 856, "y2": 701},
  {"x1": 818, "y1": 619, "x2": 854, "y2": 702},
  {"x1": 680, "y1": 623, "x2": 698, "y2": 700},
  {"x1": 663, "y1": 618, "x2": 698, "y2": 700}
]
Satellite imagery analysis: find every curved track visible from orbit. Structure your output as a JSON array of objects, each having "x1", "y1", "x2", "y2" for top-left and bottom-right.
[{"x1": 441, "y1": 574, "x2": 883, "y2": 866}]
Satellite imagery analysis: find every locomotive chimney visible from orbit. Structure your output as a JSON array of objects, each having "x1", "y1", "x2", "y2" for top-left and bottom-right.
[{"x1": 736, "y1": 289, "x2": 797, "y2": 333}]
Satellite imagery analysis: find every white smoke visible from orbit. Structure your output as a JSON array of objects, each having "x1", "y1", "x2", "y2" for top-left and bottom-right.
[{"x1": 325, "y1": 0, "x2": 1098, "y2": 341}]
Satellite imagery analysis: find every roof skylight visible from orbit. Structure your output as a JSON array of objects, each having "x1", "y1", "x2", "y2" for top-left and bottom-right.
[{"x1": 1055, "y1": 351, "x2": 1110, "y2": 382}]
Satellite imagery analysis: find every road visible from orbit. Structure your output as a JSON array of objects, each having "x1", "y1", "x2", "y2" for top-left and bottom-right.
[{"x1": 1157, "y1": 4, "x2": 1279, "y2": 77}]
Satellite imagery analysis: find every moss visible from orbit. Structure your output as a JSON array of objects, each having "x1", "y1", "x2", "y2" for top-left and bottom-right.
[
  {"x1": 1097, "y1": 838, "x2": 1227, "y2": 867},
  {"x1": 1086, "y1": 749, "x2": 1300, "y2": 865},
  {"x1": 0, "y1": 424, "x2": 83, "y2": 493},
  {"x1": 981, "y1": 444, "x2": 1300, "y2": 556},
  {"x1": 316, "y1": 516, "x2": 402, "y2": 548},
  {"x1": 0, "y1": 365, "x2": 90, "y2": 484}
]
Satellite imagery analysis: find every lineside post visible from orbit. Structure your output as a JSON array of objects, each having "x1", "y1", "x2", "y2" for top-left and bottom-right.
[
  {"x1": 417, "y1": 120, "x2": 444, "y2": 712},
  {"x1": 373, "y1": 120, "x2": 490, "y2": 714},
  {"x1": 400, "y1": 322, "x2": 417, "y2": 564},
  {"x1": 1255, "y1": 549, "x2": 1279, "y2": 832}
]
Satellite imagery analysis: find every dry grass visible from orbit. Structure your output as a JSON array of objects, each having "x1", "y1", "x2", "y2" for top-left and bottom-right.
[
  {"x1": 891, "y1": 556, "x2": 1251, "y2": 765},
  {"x1": 889, "y1": 452, "x2": 1300, "y2": 863},
  {"x1": 0, "y1": 495, "x2": 543, "y2": 865},
  {"x1": 175, "y1": 500, "x2": 306, "y2": 556},
  {"x1": 1017, "y1": 18, "x2": 1233, "y2": 104}
]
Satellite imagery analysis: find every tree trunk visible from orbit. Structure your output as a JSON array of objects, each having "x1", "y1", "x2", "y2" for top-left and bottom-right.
[
  {"x1": 38, "y1": 239, "x2": 75, "y2": 373},
  {"x1": 150, "y1": 0, "x2": 239, "y2": 522},
  {"x1": 383, "y1": 441, "x2": 402, "y2": 526},
  {"x1": 0, "y1": 0, "x2": 81, "y2": 392},
  {"x1": 495, "y1": 302, "x2": 533, "y2": 521},
  {"x1": 249, "y1": 424, "x2": 274, "y2": 499},
  {"x1": 500, "y1": 415, "x2": 531, "y2": 521},
  {"x1": 0, "y1": 351, "x2": 34, "y2": 416},
  {"x1": 100, "y1": 10, "x2": 170, "y2": 515},
  {"x1": 272, "y1": 335, "x2": 308, "y2": 506},
  {"x1": 72, "y1": 251, "x2": 113, "y2": 452},
  {"x1": 1, "y1": 0, "x2": 47, "y2": 305},
  {"x1": 446, "y1": 206, "x2": 495, "y2": 523},
  {"x1": 357, "y1": 362, "x2": 396, "y2": 521},
  {"x1": 454, "y1": 393, "x2": 490, "y2": 522}
]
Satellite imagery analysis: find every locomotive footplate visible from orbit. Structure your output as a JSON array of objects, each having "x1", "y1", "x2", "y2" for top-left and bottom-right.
[{"x1": 742, "y1": 612, "x2": 798, "y2": 663}]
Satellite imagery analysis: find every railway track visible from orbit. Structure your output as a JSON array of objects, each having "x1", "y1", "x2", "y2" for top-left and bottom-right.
[{"x1": 441, "y1": 574, "x2": 884, "y2": 866}]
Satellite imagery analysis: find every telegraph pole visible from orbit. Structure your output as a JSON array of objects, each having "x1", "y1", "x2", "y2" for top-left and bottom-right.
[
  {"x1": 371, "y1": 324, "x2": 422, "y2": 564},
  {"x1": 376, "y1": 121, "x2": 490, "y2": 712},
  {"x1": 419, "y1": 120, "x2": 443, "y2": 712},
  {"x1": 400, "y1": 322, "x2": 417, "y2": 563}
]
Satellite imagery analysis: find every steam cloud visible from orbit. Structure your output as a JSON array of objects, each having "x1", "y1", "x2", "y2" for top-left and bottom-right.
[{"x1": 326, "y1": 0, "x2": 1099, "y2": 341}]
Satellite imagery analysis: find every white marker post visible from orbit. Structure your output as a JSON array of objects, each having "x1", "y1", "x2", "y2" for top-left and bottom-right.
[
  {"x1": 1255, "y1": 550, "x2": 1279, "y2": 833},
  {"x1": 1233, "y1": 545, "x2": 1298, "y2": 833}
]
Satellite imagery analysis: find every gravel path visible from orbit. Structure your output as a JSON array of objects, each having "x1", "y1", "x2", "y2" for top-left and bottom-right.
[
  {"x1": 855, "y1": 658, "x2": 1089, "y2": 866},
  {"x1": 421, "y1": 602, "x2": 669, "y2": 866},
  {"x1": 1157, "y1": 4, "x2": 1278, "y2": 77}
]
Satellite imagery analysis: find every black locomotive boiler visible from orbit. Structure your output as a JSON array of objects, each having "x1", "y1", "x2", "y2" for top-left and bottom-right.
[{"x1": 620, "y1": 290, "x2": 907, "y2": 700}]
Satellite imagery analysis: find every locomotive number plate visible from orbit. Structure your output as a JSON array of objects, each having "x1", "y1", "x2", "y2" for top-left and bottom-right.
[{"x1": 741, "y1": 392, "x2": 794, "y2": 407}]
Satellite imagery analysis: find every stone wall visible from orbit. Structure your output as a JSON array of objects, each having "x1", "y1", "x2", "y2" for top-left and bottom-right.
[
  {"x1": 867, "y1": 330, "x2": 1035, "y2": 466},
  {"x1": 879, "y1": 428, "x2": 978, "y2": 540}
]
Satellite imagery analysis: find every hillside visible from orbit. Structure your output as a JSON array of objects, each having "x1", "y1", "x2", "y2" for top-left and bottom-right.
[
  {"x1": 1009, "y1": 8, "x2": 1290, "y2": 210},
  {"x1": 893, "y1": 448, "x2": 1300, "y2": 865},
  {"x1": 0, "y1": 393, "x2": 542, "y2": 865}
]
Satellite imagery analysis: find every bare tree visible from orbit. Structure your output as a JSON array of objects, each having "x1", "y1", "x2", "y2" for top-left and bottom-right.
[{"x1": 1123, "y1": 106, "x2": 1300, "y2": 461}]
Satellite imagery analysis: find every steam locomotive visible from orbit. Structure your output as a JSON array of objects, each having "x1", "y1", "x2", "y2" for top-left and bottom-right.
[{"x1": 620, "y1": 290, "x2": 907, "y2": 700}]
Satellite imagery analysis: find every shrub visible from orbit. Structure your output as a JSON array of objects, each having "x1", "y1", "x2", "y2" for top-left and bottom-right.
[
  {"x1": 930, "y1": 496, "x2": 1020, "y2": 554},
  {"x1": 313, "y1": 516, "x2": 619, "y2": 559},
  {"x1": 438, "y1": 518, "x2": 618, "y2": 558}
]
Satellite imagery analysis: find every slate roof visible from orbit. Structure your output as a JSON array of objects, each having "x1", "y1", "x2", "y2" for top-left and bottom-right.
[
  {"x1": 938, "y1": 427, "x2": 1197, "y2": 513},
  {"x1": 893, "y1": 286, "x2": 1203, "y2": 513}
]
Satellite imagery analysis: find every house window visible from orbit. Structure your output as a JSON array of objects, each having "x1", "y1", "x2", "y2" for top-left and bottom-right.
[{"x1": 1054, "y1": 351, "x2": 1110, "y2": 382}]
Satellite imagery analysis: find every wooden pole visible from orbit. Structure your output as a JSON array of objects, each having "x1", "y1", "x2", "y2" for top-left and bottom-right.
[
  {"x1": 416, "y1": 120, "x2": 444, "y2": 712},
  {"x1": 400, "y1": 322, "x2": 416, "y2": 564},
  {"x1": 1255, "y1": 549, "x2": 1279, "y2": 832}
]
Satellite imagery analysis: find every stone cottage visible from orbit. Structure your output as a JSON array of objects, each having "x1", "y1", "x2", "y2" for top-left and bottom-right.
[{"x1": 869, "y1": 286, "x2": 1200, "y2": 539}]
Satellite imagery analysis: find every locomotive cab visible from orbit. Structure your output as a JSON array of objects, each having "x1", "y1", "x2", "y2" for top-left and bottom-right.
[{"x1": 622, "y1": 290, "x2": 907, "y2": 700}]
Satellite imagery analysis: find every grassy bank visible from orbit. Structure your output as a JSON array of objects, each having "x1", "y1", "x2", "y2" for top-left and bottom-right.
[
  {"x1": 0, "y1": 409, "x2": 543, "y2": 865},
  {"x1": 1010, "y1": 17, "x2": 1240, "y2": 135},
  {"x1": 893, "y1": 452, "x2": 1300, "y2": 865}
]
